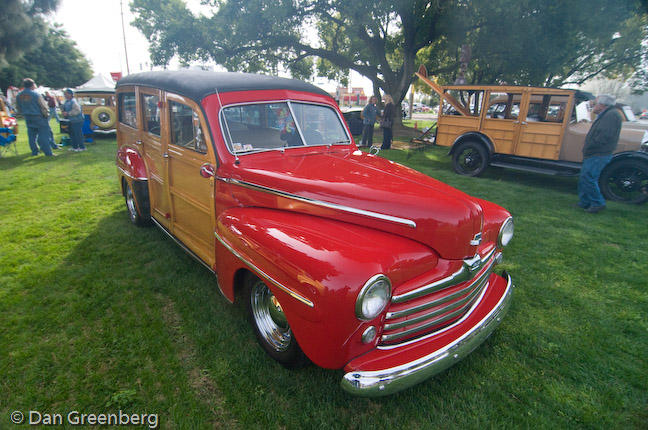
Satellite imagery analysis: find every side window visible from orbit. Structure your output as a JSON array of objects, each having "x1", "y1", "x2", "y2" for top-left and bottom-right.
[
  {"x1": 486, "y1": 92, "x2": 522, "y2": 120},
  {"x1": 141, "y1": 94, "x2": 161, "y2": 136},
  {"x1": 118, "y1": 92, "x2": 137, "y2": 128},
  {"x1": 528, "y1": 94, "x2": 568, "y2": 123},
  {"x1": 169, "y1": 101, "x2": 207, "y2": 154}
]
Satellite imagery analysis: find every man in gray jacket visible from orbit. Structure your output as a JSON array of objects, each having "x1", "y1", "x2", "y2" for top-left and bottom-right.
[{"x1": 577, "y1": 94, "x2": 622, "y2": 213}]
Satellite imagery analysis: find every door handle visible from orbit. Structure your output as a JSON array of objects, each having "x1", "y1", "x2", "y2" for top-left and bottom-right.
[
  {"x1": 163, "y1": 153, "x2": 169, "y2": 158},
  {"x1": 200, "y1": 163, "x2": 215, "y2": 178},
  {"x1": 135, "y1": 140, "x2": 142, "y2": 145}
]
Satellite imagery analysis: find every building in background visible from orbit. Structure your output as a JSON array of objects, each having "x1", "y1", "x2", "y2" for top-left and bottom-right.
[{"x1": 334, "y1": 86, "x2": 368, "y2": 107}]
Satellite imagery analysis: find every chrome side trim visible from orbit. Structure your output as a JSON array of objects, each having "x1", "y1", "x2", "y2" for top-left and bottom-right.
[
  {"x1": 219, "y1": 177, "x2": 417, "y2": 229},
  {"x1": 117, "y1": 166, "x2": 148, "y2": 181},
  {"x1": 341, "y1": 272, "x2": 513, "y2": 397},
  {"x1": 214, "y1": 231, "x2": 315, "y2": 308},
  {"x1": 391, "y1": 248, "x2": 495, "y2": 304}
]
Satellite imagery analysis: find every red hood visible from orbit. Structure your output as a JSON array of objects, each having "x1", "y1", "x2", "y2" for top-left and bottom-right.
[{"x1": 221, "y1": 148, "x2": 483, "y2": 260}]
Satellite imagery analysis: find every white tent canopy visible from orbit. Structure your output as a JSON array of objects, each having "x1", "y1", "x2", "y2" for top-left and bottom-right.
[{"x1": 75, "y1": 74, "x2": 116, "y2": 93}]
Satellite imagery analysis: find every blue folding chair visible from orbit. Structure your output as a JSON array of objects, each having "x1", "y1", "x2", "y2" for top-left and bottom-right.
[{"x1": 0, "y1": 127, "x2": 18, "y2": 157}]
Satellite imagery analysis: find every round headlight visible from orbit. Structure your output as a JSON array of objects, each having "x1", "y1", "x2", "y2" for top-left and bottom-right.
[
  {"x1": 356, "y1": 275, "x2": 392, "y2": 320},
  {"x1": 498, "y1": 217, "x2": 514, "y2": 247}
]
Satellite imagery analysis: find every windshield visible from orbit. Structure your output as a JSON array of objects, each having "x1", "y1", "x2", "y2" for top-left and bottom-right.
[{"x1": 221, "y1": 101, "x2": 350, "y2": 154}]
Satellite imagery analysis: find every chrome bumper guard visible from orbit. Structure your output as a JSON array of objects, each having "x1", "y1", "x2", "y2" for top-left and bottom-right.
[{"x1": 341, "y1": 271, "x2": 513, "y2": 397}]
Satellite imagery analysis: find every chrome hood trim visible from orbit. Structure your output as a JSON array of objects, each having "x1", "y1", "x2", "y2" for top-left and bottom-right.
[{"x1": 219, "y1": 177, "x2": 417, "y2": 229}]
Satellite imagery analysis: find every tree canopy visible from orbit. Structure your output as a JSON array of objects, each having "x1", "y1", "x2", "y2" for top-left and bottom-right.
[
  {"x1": 0, "y1": 0, "x2": 60, "y2": 67},
  {"x1": 0, "y1": 25, "x2": 92, "y2": 92},
  {"x1": 131, "y1": 0, "x2": 648, "y2": 116},
  {"x1": 423, "y1": 0, "x2": 648, "y2": 90}
]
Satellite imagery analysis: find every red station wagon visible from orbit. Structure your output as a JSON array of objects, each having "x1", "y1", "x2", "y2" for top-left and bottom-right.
[{"x1": 115, "y1": 70, "x2": 515, "y2": 396}]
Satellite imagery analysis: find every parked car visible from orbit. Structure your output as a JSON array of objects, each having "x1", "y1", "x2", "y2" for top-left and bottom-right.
[
  {"x1": 75, "y1": 90, "x2": 117, "y2": 133},
  {"x1": 342, "y1": 109, "x2": 364, "y2": 135},
  {"x1": 115, "y1": 70, "x2": 514, "y2": 396},
  {"x1": 416, "y1": 67, "x2": 648, "y2": 204}
]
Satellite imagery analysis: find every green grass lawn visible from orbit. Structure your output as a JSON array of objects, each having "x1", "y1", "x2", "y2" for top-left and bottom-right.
[{"x1": 1, "y1": 120, "x2": 646, "y2": 429}]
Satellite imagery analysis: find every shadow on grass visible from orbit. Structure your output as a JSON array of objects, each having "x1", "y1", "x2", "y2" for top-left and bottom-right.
[{"x1": 50, "y1": 208, "x2": 509, "y2": 429}]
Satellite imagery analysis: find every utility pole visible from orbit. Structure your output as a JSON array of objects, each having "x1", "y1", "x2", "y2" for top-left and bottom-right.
[{"x1": 120, "y1": 0, "x2": 131, "y2": 74}]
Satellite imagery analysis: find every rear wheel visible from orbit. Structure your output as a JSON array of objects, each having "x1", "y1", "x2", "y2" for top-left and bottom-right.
[
  {"x1": 244, "y1": 273, "x2": 308, "y2": 368},
  {"x1": 452, "y1": 141, "x2": 489, "y2": 176},
  {"x1": 124, "y1": 180, "x2": 151, "y2": 226},
  {"x1": 599, "y1": 160, "x2": 648, "y2": 204}
]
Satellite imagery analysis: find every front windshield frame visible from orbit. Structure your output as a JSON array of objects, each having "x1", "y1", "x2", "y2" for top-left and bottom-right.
[{"x1": 219, "y1": 99, "x2": 352, "y2": 156}]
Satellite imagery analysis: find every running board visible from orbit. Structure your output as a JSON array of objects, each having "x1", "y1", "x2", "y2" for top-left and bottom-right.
[{"x1": 490, "y1": 161, "x2": 579, "y2": 176}]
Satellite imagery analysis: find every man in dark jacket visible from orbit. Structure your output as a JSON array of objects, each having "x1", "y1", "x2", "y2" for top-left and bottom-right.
[
  {"x1": 360, "y1": 96, "x2": 378, "y2": 147},
  {"x1": 577, "y1": 94, "x2": 622, "y2": 213},
  {"x1": 16, "y1": 78, "x2": 54, "y2": 156}
]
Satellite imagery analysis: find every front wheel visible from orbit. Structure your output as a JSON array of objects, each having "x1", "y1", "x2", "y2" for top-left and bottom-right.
[
  {"x1": 452, "y1": 141, "x2": 489, "y2": 176},
  {"x1": 244, "y1": 273, "x2": 308, "y2": 369},
  {"x1": 599, "y1": 160, "x2": 648, "y2": 204}
]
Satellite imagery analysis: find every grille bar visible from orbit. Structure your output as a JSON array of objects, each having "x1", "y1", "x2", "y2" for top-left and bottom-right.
[
  {"x1": 379, "y1": 249, "x2": 497, "y2": 345},
  {"x1": 386, "y1": 258, "x2": 495, "y2": 321},
  {"x1": 391, "y1": 248, "x2": 495, "y2": 304},
  {"x1": 380, "y1": 279, "x2": 489, "y2": 343}
]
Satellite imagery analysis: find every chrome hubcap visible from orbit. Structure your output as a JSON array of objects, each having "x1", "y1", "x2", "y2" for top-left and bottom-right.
[
  {"x1": 126, "y1": 186, "x2": 137, "y2": 221},
  {"x1": 250, "y1": 280, "x2": 291, "y2": 351}
]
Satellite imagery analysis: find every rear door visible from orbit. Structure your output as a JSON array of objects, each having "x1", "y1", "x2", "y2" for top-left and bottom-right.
[
  {"x1": 481, "y1": 91, "x2": 524, "y2": 155},
  {"x1": 515, "y1": 93, "x2": 572, "y2": 160},
  {"x1": 139, "y1": 88, "x2": 172, "y2": 229},
  {"x1": 165, "y1": 94, "x2": 217, "y2": 268}
]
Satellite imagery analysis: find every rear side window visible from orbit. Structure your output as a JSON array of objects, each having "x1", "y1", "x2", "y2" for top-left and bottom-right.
[
  {"x1": 528, "y1": 94, "x2": 569, "y2": 123},
  {"x1": 486, "y1": 92, "x2": 522, "y2": 120},
  {"x1": 169, "y1": 101, "x2": 207, "y2": 154},
  {"x1": 141, "y1": 94, "x2": 161, "y2": 136},
  {"x1": 118, "y1": 92, "x2": 136, "y2": 128}
]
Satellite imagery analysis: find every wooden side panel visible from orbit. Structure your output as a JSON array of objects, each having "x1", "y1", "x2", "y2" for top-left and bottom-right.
[
  {"x1": 481, "y1": 119, "x2": 518, "y2": 154},
  {"x1": 167, "y1": 146, "x2": 215, "y2": 266},
  {"x1": 516, "y1": 122, "x2": 563, "y2": 159},
  {"x1": 166, "y1": 93, "x2": 217, "y2": 268},
  {"x1": 436, "y1": 116, "x2": 481, "y2": 147}
]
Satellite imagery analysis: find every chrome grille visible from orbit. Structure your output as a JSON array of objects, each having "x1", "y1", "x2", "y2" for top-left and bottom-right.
[{"x1": 380, "y1": 249, "x2": 496, "y2": 345}]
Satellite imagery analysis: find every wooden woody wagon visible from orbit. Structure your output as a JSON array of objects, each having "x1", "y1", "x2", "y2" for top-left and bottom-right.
[{"x1": 416, "y1": 66, "x2": 648, "y2": 204}]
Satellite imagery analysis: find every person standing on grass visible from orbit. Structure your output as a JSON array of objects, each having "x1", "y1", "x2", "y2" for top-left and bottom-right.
[
  {"x1": 61, "y1": 89, "x2": 86, "y2": 152},
  {"x1": 576, "y1": 94, "x2": 622, "y2": 213},
  {"x1": 44, "y1": 91, "x2": 60, "y2": 121},
  {"x1": 16, "y1": 78, "x2": 54, "y2": 157},
  {"x1": 360, "y1": 96, "x2": 379, "y2": 147},
  {"x1": 380, "y1": 94, "x2": 395, "y2": 150}
]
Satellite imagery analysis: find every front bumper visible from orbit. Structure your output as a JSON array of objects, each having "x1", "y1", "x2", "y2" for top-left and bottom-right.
[{"x1": 341, "y1": 271, "x2": 513, "y2": 396}]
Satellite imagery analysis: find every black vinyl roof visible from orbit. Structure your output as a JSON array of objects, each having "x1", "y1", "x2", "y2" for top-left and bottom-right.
[{"x1": 116, "y1": 70, "x2": 330, "y2": 102}]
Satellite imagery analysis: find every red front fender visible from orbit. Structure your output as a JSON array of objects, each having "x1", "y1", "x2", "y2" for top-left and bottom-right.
[{"x1": 215, "y1": 207, "x2": 437, "y2": 369}]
